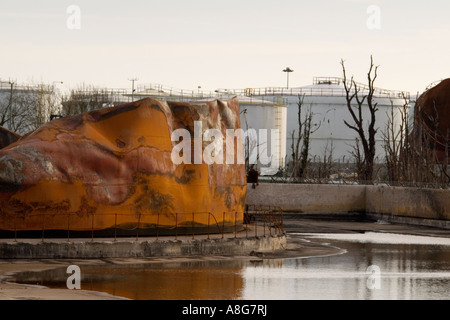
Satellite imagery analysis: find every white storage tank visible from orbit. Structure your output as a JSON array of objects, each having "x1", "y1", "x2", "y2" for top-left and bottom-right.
[
  {"x1": 222, "y1": 77, "x2": 410, "y2": 165},
  {"x1": 196, "y1": 94, "x2": 287, "y2": 176},
  {"x1": 237, "y1": 96, "x2": 287, "y2": 175}
]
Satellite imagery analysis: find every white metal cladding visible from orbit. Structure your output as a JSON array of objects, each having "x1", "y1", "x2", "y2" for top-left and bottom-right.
[
  {"x1": 241, "y1": 79, "x2": 411, "y2": 164},
  {"x1": 239, "y1": 99, "x2": 287, "y2": 176}
]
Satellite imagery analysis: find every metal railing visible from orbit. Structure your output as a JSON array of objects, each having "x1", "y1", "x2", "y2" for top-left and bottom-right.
[
  {"x1": 1, "y1": 209, "x2": 284, "y2": 242},
  {"x1": 134, "y1": 79, "x2": 409, "y2": 102},
  {"x1": 135, "y1": 83, "x2": 219, "y2": 100},
  {"x1": 215, "y1": 77, "x2": 409, "y2": 100},
  {"x1": 244, "y1": 205, "x2": 284, "y2": 237},
  {"x1": 216, "y1": 85, "x2": 409, "y2": 100}
]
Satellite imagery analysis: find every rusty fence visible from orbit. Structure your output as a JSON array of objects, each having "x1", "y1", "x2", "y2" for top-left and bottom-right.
[
  {"x1": 1, "y1": 208, "x2": 284, "y2": 242},
  {"x1": 244, "y1": 205, "x2": 284, "y2": 238}
]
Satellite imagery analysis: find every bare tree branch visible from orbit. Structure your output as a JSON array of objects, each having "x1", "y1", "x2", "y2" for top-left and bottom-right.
[{"x1": 341, "y1": 55, "x2": 379, "y2": 181}]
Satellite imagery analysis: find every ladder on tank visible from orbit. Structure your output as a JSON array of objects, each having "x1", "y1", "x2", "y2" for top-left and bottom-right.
[{"x1": 274, "y1": 97, "x2": 283, "y2": 168}]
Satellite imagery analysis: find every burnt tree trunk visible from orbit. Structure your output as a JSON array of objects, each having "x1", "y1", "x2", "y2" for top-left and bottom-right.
[{"x1": 341, "y1": 56, "x2": 379, "y2": 182}]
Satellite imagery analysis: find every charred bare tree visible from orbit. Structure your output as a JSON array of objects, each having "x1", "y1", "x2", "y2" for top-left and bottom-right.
[
  {"x1": 21, "y1": 84, "x2": 62, "y2": 132},
  {"x1": 0, "y1": 81, "x2": 14, "y2": 129},
  {"x1": 382, "y1": 94, "x2": 409, "y2": 183},
  {"x1": 383, "y1": 91, "x2": 449, "y2": 187},
  {"x1": 300, "y1": 110, "x2": 314, "y2": 177},
  {"x1": 341, "y1": 56, "x2": 379, "y2": 182},
  {"x1": 61, "y1": 85, "x2": 117, "y2": 117},
  {"x1": 0, "y1": 83, "x2": 61, "y2": 135},
  {"x1": 291, "y1": 95, "x2": 304, "y2": 178},
  {"x1": 290, "y1": 94, "x2": 320, "y2": 179}
]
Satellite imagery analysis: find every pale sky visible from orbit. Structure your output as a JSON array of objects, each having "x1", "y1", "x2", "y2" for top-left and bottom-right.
[{"x1": 1, "y1": 0, "x2": 450, "y2": 95}]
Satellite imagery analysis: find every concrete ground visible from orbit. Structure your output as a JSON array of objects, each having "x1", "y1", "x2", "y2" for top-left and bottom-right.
[
  {"x1": 1, "y1": 214, "x2": 450, "y2": 300},
  {"x1": 0, "y1": 260, "x2": 126, "y2": 300},
  {"x1": 282, "y1": 213, "x2": 450, "y2": 238}
]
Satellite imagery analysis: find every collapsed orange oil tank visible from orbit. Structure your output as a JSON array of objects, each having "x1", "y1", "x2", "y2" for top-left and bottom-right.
[{"x1": 0, "y1": 98, "x2": 247, "y2": 236}]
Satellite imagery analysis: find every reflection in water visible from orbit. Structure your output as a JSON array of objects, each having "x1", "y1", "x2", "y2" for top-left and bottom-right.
[
  {"x1": 11, "y1": 233, "x2": 450, "y2": 300},
  {"x1": 242, "y1": 245, "x2": 450, "y2": 299},
  {"x1": 242, "y1": 233, "x2": 450, "y2": 300},
  {"x1": 81, "y1": 263, "x2": 245, "y2": 300},
  {"x1": 13, "y1": 261, "x2": 246, "y2": 300}
]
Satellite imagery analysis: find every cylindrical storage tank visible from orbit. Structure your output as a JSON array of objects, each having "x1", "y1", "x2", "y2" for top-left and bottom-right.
[
  {"x1": 237, "y1": 96, "x2": 287, "y2": 176},
  {"x1": 252, "y1": 78, "x2": 409, "y2": 164}
]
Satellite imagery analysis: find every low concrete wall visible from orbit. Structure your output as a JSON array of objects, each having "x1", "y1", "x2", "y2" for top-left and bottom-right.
[
  {"x1": 246, "y1": 183, "x2": 366, "y2": 213},
  {"x1": 0, "y1": 235, "x2": 286, "y2": 259},
  {"x1": 365, "y1": 185, "x2": 450, "y2": 220},
  {"x1": 247, "y1": 183, "x2": 450, "y2": 227},
  {"x1": 365, "y1": 185, "x2": 450, "y2": 228}
]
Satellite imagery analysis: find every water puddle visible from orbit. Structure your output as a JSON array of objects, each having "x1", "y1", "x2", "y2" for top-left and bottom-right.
[{"x1": 8, "y1": 232, "x2": 450, "y2": 300}]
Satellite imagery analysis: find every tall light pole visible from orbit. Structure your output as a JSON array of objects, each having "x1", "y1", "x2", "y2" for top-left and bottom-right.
[
  {"x1": 282, "y1": 67, "x2": 294, "y2": 89},
  {"x1": 128, "y1": 78, "x2": 138, "y2": 102}
]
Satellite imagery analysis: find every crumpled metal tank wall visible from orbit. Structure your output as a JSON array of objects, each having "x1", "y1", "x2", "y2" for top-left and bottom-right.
[
  {"x1": 414, "y1": 78, "x2": 450, "y2": 162},
  {"x1": 0, "y1": 126, "x2": 21, "y2": 149},
  {"x1": 0, "y1": 97, "x2": 247, "y2": 236}
]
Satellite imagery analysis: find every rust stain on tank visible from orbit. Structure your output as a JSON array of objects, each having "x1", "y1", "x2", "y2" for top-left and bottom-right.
[
  {"x1": 413, "y1": 78, "x2": 450, "y2": 162},
  {"x1": 0, "y1": 97, "x2": 246, "y2": 235}
]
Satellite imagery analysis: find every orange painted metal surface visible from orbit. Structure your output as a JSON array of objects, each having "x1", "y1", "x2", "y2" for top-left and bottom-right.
[{"x1": 0, "y1": 98, "x2": 246, "y2": 235}]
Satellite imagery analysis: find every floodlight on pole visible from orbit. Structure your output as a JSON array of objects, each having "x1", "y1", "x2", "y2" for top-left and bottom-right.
[{"x1": 282, "y1": 67, "x2": 294, "y2": 89}]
